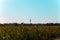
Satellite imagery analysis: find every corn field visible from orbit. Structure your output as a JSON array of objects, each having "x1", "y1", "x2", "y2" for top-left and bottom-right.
[{"x1": 0, "y1": 25, "x2": 60, "y2": 40}]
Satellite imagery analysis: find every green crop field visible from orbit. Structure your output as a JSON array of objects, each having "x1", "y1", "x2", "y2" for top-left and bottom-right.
[{"x1": 0, "y1": 25, "x2": 60, "y2": 40}]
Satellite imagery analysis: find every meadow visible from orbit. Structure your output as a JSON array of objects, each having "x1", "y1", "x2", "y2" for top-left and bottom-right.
[{"x1": 0, "y1": 24, "x2": 60, "y2": 40}]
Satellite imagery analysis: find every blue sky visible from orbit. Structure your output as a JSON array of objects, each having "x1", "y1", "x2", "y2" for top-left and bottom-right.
[{"x1": 0, "y1": 0, "x2": 60, "y2": 23}]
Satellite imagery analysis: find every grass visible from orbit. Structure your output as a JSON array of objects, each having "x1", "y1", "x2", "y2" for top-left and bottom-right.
[{"x1": 0, "y1": 25, "x2": 60, "y2": 40}]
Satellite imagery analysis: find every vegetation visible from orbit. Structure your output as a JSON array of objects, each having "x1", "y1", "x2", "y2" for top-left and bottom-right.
[{"x1": 0, "y1": 24, "x2": 60, "y2": 40}]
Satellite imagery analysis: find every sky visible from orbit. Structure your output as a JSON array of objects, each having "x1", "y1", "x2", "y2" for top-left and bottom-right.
[{"x1": 0, "y1": 0, "x2": 60, "y2": 23}]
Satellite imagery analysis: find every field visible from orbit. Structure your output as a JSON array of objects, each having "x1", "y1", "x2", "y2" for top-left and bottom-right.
[{"x1": 0, "y1": 25, "x2": 60, "y2": 40}]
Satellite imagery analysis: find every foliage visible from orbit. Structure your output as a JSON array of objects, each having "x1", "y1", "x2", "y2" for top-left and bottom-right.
[{"x1": 0, "y1": 25, "x2": 60, "y2": 40}]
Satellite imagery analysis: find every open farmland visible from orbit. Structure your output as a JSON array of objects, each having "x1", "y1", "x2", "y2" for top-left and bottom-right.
[{"x1": 0, "y1": 24, "x2": 60, "y2": 40}]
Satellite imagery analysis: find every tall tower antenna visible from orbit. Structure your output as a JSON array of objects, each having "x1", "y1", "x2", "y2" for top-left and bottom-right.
[{"x1": 30, "y1": 18, "x2": 31, "y2": 24}]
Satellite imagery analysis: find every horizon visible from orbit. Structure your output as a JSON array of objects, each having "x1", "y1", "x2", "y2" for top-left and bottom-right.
[{"x1": 0, "y1": 0, "x2": 60, "y2": 23}]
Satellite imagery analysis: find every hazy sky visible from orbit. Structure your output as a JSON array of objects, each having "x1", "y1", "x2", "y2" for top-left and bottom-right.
[{"x1": 0, "y1": 0, "x2": 60, "y2": 23}]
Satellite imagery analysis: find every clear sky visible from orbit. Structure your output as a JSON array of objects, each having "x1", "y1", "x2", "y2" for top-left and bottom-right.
[{"x1": 0, "y1": 0, "x2": 60, "y2": 23}]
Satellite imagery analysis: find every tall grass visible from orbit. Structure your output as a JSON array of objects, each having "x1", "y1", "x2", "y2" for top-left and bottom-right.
[{"x1": 0, "y1": 25, "x2": 60, "y2": 40}]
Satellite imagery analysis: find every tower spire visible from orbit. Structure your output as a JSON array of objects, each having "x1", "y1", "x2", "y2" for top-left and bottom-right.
[{"x1": 30, "y1": 18, "x2": 31, "y2": 24}]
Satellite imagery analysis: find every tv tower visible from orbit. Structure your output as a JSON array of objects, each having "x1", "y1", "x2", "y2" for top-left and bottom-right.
[{"x1": 30, "y1": 18, "x2": 31, "y2": 24}]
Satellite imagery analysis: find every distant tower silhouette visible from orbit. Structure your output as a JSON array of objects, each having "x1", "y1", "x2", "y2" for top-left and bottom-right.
[{"x1": 30, "y1": 18, "x2": 31, "y2": 24}]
